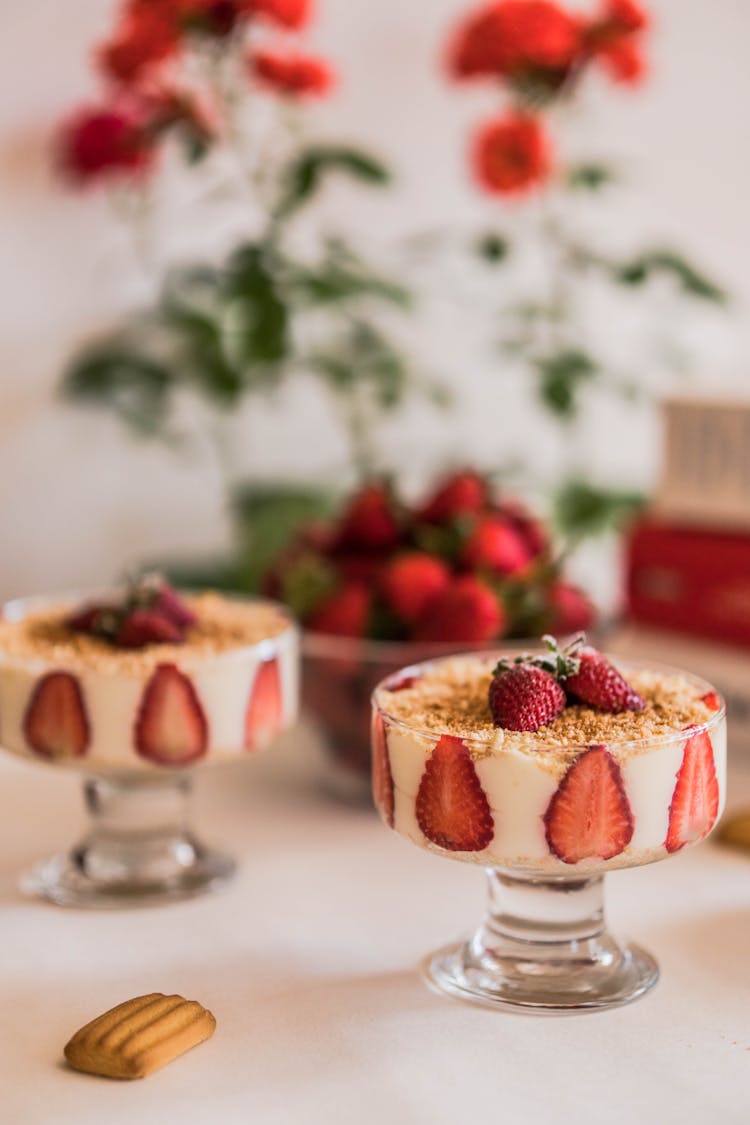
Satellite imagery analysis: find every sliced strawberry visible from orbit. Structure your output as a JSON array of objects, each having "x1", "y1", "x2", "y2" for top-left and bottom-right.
[
  {"x1": 23, "y1": 672, "x2": 90, "y2": 760},
  {"x1": 116, "y1": 610, "x2": 182, "y2": 648},
  {"x1": 371, "y1": 712, "x2": 394, "y2": 827},
  {"x1": 244, "y1": 657, "x2": 283, "y2": 750},
  {"x1": 544, "y1": 745, "x2": 634, "y2": 864},
  {"x1": 134, "y1": 663, "x2": 208, "y2": 765},
  {"x1": 700, "y1": 690, "x2": 721, "y2": 712},
  {"x1": 665, "y1": 728, "x2": 720, "y2": 853},
  {"x1": 415, "y1": 734, "x2": 494, "y2": 851}
]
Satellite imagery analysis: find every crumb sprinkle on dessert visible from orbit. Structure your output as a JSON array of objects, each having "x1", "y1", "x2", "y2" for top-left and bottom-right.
[
  {"x1": 377, "y1": 656, "x2": 718, "y2": 764},
  {"x1": 0, "y1": 594, "x2": 291, "y2": 675}
]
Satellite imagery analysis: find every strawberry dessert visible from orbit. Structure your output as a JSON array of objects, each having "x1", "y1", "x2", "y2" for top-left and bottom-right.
[
  {"x1": 0, "y1": 577, "x2": 297, "y2": 771},
  {"x1": 372, "y1": 637, "x2": 726, "y2": 1012},
  {"x1": 0, "y1": 578, "x2": 298, "y2": 907}
]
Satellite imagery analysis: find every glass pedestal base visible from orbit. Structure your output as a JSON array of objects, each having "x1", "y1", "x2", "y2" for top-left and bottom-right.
[
  {"x1": 21, "y1": 773, "x2": 235, "y2": 909},
  {"x1": 422, "y1": 869, "x2": 659, "y2": 1014}
]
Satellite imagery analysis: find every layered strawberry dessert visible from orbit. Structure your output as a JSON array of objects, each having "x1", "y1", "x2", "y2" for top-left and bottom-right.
[
  {"x1": 372, "y1": 638, "x2": 726, "y2": 873},
  {"x1": 0, "y1": 578, "x2": 298, "y2": 772}
]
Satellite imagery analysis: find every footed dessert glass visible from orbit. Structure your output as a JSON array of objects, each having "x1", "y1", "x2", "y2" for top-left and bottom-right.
[
  {"x1": 0, "y1": 593, "x2": 298, "y2": 908},
  {"x1": 372, "y1": 654, "x2": 726, "y2": 1014}
]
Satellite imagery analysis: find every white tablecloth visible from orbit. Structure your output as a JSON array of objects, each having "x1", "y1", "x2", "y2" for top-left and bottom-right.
[{"x1": 2, "y1": 729, "x2": 749, "y2": 1125}]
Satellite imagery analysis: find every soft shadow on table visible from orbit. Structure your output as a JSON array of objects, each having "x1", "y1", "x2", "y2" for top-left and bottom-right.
[{"x1": 649, "y1": 906, "x2": 750, "y2": 986}]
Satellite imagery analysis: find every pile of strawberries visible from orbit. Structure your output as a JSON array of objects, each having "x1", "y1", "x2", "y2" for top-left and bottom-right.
[
  {"x1": 264, "y1": 472, "x2": 594, "y2": 644},
  {"x1": 67, "y1": 576, "x2": 197, "y2": 649},
  {"x1": 488, "y1": 634, "x2": 645, "y2": 731}
]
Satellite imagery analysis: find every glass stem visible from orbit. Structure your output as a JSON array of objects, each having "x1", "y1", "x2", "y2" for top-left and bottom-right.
[
  {"x1": 73, "y1": 773, "x2": 197, "y2": 888},
  {"x1": 480, "y1": 868, "x2": 605, "y2": 947}
]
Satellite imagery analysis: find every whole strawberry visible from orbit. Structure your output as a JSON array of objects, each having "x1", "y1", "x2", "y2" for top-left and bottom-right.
[
  {"x1": 489, "y1": 663, "x2": 566, "y2": 732},
  {"x1": 380, "y1": 551, "x2": 450, "y2": 623},
  {"x1": 564, "y1": 647, "x2": 645, "y2": 712},
  {"x1": 413, "y1": 575, "x2": 504, "y2": 643},
  {"x1": 418, "y1": 470, "x2": 487, "y2": 524}
]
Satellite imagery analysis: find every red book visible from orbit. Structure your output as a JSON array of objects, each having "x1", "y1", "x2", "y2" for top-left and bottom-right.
[{"x1": 626, "y1": 519, "x2": 750, "y2": 648}]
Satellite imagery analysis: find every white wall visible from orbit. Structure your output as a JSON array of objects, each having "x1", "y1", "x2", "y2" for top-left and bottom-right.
[{"x1": 1, "y1": 0, "x2": 749, "y2": 600}]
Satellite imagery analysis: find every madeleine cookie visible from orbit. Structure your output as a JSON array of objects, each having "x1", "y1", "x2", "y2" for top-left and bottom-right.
[{"x1": 64, "y1": 993, "x2": 216, "y2": 1079}]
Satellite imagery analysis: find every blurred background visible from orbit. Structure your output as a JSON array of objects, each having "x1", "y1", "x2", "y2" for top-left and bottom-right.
[{"x1": 2, "y1": 0, "x2": 748, "y2": 603}]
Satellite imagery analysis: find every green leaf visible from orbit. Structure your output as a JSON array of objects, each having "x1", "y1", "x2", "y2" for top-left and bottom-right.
[
  {"x1": 162, "y1": 301, "x2": 243, "y2": 405},
  {"x1": 566, "y1": 163, "x2": 616, "y2": 191},
  {"x1": 274, "y1": 146, "x2": 391, "y2": 221},
  {"x1": 476, "y1": 232, "x2": 510, "y2": 264},
  {"x1": 224, "y1": 244, "x2": 289, "y2": 367},
  {"x1": 534, "y1": 349, "x2": 598, "y2": 417},
  {"x1": 61, "y1": 345, "x2": 174, "y2": 435},
  {"x1": 231, "y1": 483, "x2": 333, "y2": 592},
  {"x1": 614, "y1": 249, "x2": 727, "y2": 303},
  {"x1": 289, "y1": 261, "x2": 410, "y2": 308},
  {"x1": 552, "y1": 479, "x2": 646, "y2": 540}
]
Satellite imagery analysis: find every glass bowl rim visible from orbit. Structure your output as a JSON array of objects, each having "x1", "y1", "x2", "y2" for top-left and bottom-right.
[{"x1": 371, "y1": 650, "x2": 726, "y2": 752}]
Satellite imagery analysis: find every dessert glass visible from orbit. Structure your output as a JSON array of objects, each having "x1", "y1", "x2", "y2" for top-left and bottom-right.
[
  {"x1": 372, "y1": 653, "x2": 726, "y2": 1014},
  {"x1": 0, "y1": 593, "x2": 298, "y2": 908}
]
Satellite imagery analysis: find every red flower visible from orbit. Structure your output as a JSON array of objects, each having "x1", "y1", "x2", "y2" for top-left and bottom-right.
[
  {"x1": 57, "y1": 106, "x2": 154, "y2": 184},
  {"x1": 448, "y1": 1, "x2": 581, "y2": 81},
  {"x1": 602, "y1": 0, "x2": 648, "y2": 34},
  {"x1": 250, "y1": 50, "x2": 334, "y2": 97},
  {"x1": 98, "y1": 9, "x2": 179, "y2": 85},
  {"x1": 179, "y1": 1, "x2": 247, "y2": 36},
  {"x1": 596, "y1": 37, "x2": 645, "y2": 83},
  {"x1": 247, "y1": 0, "x2": 312, "y2": 29},
  {"x1": 472, "y1": 113, "x2": 551, "y2": 195}
]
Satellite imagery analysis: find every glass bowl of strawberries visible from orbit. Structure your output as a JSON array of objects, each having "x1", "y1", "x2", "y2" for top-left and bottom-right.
[
  {"x1": 372, "y1": 636, "x2": 726, "y2": 1012},
  {"x1": 0, "y1": 576, "x2": 298, "y2": 907},
  {"x1": 264, "y1": 471, "x2": 595, "y2": 801}
]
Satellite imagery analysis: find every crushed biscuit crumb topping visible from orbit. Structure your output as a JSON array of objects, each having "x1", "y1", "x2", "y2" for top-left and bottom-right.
[
  {"x1": 0, "y1": 594, "x2": 291, "y2": 675},
  {"x1": 377, "y1": 656, "x2": 718, "y2": 763}
]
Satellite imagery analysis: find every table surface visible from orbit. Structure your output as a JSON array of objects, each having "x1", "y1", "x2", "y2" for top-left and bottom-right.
[{"x1": 2, "y1": 727, "x2": 749, "y2": 1125}]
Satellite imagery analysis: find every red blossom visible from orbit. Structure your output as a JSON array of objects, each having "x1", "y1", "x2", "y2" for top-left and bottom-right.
[
  {"x1": 596, "y1": 36, "x2": 645, "y2": 83},
  {"x1": 448, "y1": 1, "x2": 582, "y2": 81},
  {"x1": 97, "y1": 9, "x2": 179, "y2": 85},
  {"x1": 57, "y1": 106, "x2": 154, "y2": 184},
  {"x1": 250, "y1": 49, "x2": 335, "y2": 97},
  {"x1": 472, "y1": 113, "x2": 551, "y2": 195},
  {"x1": 247, "y1": 0, "x2": 312, "y2": 30},
  {"x1": 603, "y1": 0, "x2": 648, "y2": 34}
]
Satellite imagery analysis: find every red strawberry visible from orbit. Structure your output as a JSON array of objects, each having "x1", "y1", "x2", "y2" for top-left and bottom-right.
[
  {"x1": 116, "y1": 610, "x2": 183, "y2": 648},
  {"x1": 700, "y1": 690, "x2": 721, "y2": 712},
  {"x1": 134, "y1": 664, "x2": 208, "y2": 765},
  {"x1": 334, "y1": 484, "x2": 400, "y2": 551},
  {"x1": 67, "y1": 601, "x2": 115, "y2": 634},
  {"x1": 544, "y1": 745, "x2": 634, "y2": 864},
  {"x1": 419, "y1": 470, "x2": 487, "y2": 524},
  {"x1": 564, "y1": 647, "x2": 644, "y2": 712},
  {"x1": 665, "y1": 728, "x2": 720, "y2": 853},
  {"x1": 415, "y1": 734, "x2": 494, "y2": 851},
  {"x1": 23, "y1": 672, "x2": 90, "y2": 760},
  {"x1": 380, "y1": 552, "x2": 450, "y2": 623},
  {"x1": 497, "y1": 499, "x2": 548, "y2": 557},
  {"x1": 461, "y1": 515, "x2": 530, "y2": 575},
  {"x1": 245, "y1": 658, "x2": 283, "y2": 749},
  {"x1": 371, "y1": 712, "x2": 394, "y2": 827},
  {"x1": 413, "y1": 575, "x2": 504, "y2": 643},
  {"x1": 153, "y1": 584, "x2": 197, "y2": 630},
  {"x1": 546, "y1": 582, "x2": 595, "y2": 635},
  {"x1": 489, "y1": 663, "x2": 566, "y2": 731},
  {"x1": 307, "y1": 583, "x2": 370, "y2": 637}
]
